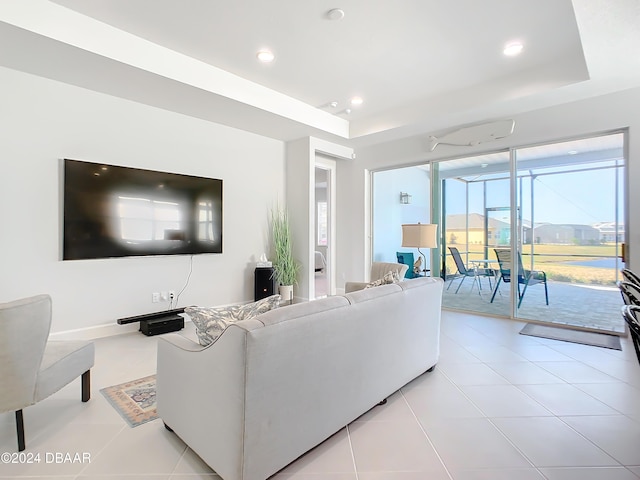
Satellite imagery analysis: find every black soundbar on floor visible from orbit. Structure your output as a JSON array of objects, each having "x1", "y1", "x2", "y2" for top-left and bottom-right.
[{"x1": 117, "y1": 308, "x2": 186, "y2": 336}]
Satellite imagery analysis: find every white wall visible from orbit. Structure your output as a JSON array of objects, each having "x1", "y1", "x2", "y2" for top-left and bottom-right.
[
  {"x1": 285, "y1": 138, "x2": 314, "y2": 301},
  {"x1": 372, "y1": 166, "x2": 430, "y2": 264},
  {"x1": 0, "y1": 66, "x2": 284, "y2": 335},
  {"x1": 338, "y1": 87, "x2": 640, "y2": 286}
]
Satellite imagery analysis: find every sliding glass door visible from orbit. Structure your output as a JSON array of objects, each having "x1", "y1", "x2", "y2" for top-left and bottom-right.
[
  {"x1": 439, "y1": 151, "x2": 512, "y2": 317},
  {"x1": 437, "y1": 131, "x2": 626, "y2": 333},
  {"x1": 513, "y1": 133, "x2": 625, "y2": 333}
]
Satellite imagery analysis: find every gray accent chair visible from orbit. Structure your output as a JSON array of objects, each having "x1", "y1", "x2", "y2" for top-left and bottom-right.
[
  {"x1": 622, "y1": 268, "x2": 640, "y2": 287},
  {"x1": 618, "y1": 280, "x2": 640, "y2": 306},
  {"x1": 345, "y1": 262, "x2": 409, "y2": 293},
  {"x1": 0, "y1": 294, "x2": 95, "y2": 451},
  {"x1": 622, "y1": 305, "x2": 640, "y2": 367}
]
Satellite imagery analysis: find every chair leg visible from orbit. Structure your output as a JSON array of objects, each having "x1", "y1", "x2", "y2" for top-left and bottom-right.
[
  {"x1": 518, "y1": 278, "x2": 549, "y2": 308},
  {"x1": 16, "y1": 410, "x2": 25, "y2": 452},
  {"x1": 517, "y1": 292, "x2": 524, "y2": 308},
  {"x1": 490, "y1": 276, "x2": 502, "y2": 303},
  {"x1": 471, "y1": 274, "x2": 482, "y2": 295},
  {"x1": 455, "y1": 276, "x2": 466, "y2": 294},
  {"x1": 518, "y1": 281, "x2": 528, "y2": 308},
  {"x1": 446, "y1": 275, "x2": 456, "y2": 290},
  {"x1": 82, "y1": 370, "x2": 91, "y2": 402},
  {"x1": 544, "y1": 279, "x2": 549, "y2": 305}
]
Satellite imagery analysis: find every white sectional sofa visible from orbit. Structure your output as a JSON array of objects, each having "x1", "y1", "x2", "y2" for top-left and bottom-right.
[{"x1": 156, "y1": 276, "x2": 443, "y2": 480}]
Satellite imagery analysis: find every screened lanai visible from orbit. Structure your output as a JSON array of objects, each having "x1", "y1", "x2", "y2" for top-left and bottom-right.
[{"x1": 437, "y1": 132, "x2": 626, "y2": 334}]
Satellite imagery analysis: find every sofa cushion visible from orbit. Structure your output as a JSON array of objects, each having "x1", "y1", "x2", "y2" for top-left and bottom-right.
[
  {"x1": 364, "y1": 270, "x2": 401, "y2": 289},
  {"x1": 186, "y1": 295, "x2": 281, "y2": 346}
]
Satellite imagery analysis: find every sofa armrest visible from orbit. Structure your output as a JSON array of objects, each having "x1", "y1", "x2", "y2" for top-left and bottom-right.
[
  {"x1": 156, "y1": 326, "x2": 248, "y2": 480},
  {"x1": 345, "y1": 281, "x2": 368, "y2": 293}
]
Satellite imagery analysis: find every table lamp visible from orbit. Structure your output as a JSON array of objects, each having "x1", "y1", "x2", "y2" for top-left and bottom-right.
[{"x1": 401, "y1": 223, "x2": 438, "y2": 276}]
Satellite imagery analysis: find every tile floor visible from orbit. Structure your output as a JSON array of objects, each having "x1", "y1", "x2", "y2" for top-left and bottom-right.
[{"x1": 1, "y1": 310, "x2": 640, "y2": 479}]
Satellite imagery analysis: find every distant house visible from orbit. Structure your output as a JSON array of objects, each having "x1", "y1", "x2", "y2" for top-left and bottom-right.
[
  {"x1": 532, "y1": 223, "x2": 600, "y2": 245},
  {"x1": 445, "y1": 214, "x2": 605, "y2": 247},
  {"x1": 445, "y1": 213, "x2": 512, "y2": 246},
  {"x1": 593, "y1": 222, "x2": 625, "y2": 243}
]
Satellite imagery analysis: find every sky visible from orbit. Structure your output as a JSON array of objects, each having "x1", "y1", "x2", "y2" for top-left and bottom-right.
[{"x1": 452, "y1": 165, "x2": 623, "y2": 226}]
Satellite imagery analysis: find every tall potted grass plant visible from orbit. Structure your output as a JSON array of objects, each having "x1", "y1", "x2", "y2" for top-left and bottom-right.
[{"x1": 271, "y1": 207, "x2": 300, "y2": 304}]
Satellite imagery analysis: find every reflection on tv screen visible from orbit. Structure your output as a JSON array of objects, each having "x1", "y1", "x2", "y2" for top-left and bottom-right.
[{"x1": 63, "y1": 159, "x2": 223, "y2": 260}]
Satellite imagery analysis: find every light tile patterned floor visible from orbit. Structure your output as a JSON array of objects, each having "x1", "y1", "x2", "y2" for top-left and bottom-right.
[{"x1": 1, "y1": 310, "x2": 639, "y2": 479}]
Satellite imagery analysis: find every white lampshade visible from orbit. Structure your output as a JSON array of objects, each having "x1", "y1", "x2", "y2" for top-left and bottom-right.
[{"x1": 401, "y1": 223, "x2": 438, "y2": 248}]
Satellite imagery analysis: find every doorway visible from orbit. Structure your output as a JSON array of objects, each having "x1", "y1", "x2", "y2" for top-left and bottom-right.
[{"x1": 314, "y1": 156, "x2": 336, "y2": 298}]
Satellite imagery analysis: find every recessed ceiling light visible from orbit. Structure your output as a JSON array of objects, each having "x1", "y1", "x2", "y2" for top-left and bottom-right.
[
  {"x1": 350, "y1": 96, "x2": 363, "y2": 106},
  {"x1": 481, "y1": 163, "x2": 489, "y2": 168},
  {"x1": 327, "y1": 8, "x2": 345, "y2": 21},
  {"x1": 256, "y1": 50, "x2": 275, "y2": 63},
  {"x1": 568, "y1": 150, "x2": 578, "y2": 155},
  {"x1": 503, "y1": 42, "x2": 523, "y2": 57},
  {"x1": 318, "y1": 101, "x2": 339, "y2": 110}
]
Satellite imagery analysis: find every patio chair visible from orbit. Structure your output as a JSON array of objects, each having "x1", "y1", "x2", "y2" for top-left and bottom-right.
[
  {"x1": 396, "y1": 252, "x2": 420, "y2": 279},
  {"x1": 621, "y1": 304, "x2": 640, "y2": 367},
  {"x1": 447, "y1": 246, "x2": 494, "y2": 294},
  {"x1": 621, "y1": 268, "x2": 640, "y2": 287},
  {"x1": 490, "y1": 248, "x2": 549, "y2": 308},
  {"x1": 618, "y1": 280, "x2": 640, "y2": 306}
]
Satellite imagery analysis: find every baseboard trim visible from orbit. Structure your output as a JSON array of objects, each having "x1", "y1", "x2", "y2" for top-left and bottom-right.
[
  {"x1": 49, "y1": 321, "x2": 140, "y2": 341},
  {"x1": 50, "y1": 317, "x2": 195, "y2": 341}
]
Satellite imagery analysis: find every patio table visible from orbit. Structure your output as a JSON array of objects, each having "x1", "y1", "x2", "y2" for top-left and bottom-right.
[{"x1": 469, "y1": 259, "x2": 499, "y2": 296}]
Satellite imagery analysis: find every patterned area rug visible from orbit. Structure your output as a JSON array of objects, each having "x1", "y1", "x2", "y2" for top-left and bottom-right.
[
  {"x1": 100, "y1": 374, "x2": 158, "y2": 427},
  {"x1": 520, "y1": 323, "x2": 622, "y2": 350}
]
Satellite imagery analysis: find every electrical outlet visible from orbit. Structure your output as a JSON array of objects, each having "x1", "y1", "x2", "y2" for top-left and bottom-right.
[
  {"x1": 169, "y1": 290, "x2": 175, "y2": 300},
  {"x1": 152, "y1": 292, "x2": 160, "y2": 303},
  {"x1": 160, "y1": 291, "x2": 169, "y2": 301}
]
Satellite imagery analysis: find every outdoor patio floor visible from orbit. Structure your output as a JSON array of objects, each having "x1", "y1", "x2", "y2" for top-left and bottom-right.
[{"x1": 442, "y1": 278, "x2": 626, "y2": 334}]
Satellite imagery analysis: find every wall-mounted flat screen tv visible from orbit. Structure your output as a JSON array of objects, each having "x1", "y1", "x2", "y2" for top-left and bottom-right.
[{"x1": 63, "y1": 159, "x2": 223, "y2": 260}]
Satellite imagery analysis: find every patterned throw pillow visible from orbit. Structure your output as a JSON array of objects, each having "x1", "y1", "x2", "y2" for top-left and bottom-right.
[
  {"x1": 185, "y1": 294, "x2": 281, "y2": 346},
  {"x1": 364, "y1": 270, "x2": 401, "y2": 289}
]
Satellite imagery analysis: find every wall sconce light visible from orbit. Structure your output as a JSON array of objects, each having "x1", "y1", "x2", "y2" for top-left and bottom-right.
[{"x1": 400, "y1": 192, "x2": 412, "y2": 204}]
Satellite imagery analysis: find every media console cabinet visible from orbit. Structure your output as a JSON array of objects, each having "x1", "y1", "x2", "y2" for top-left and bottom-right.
[{"x1": 117, "y1": 308, "x2": 185, "y2": 336}]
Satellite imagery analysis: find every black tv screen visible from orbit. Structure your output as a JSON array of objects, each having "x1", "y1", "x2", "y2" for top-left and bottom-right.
[{"x1": 62, "y1": 159, "x2": 223, "y2": 260}]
